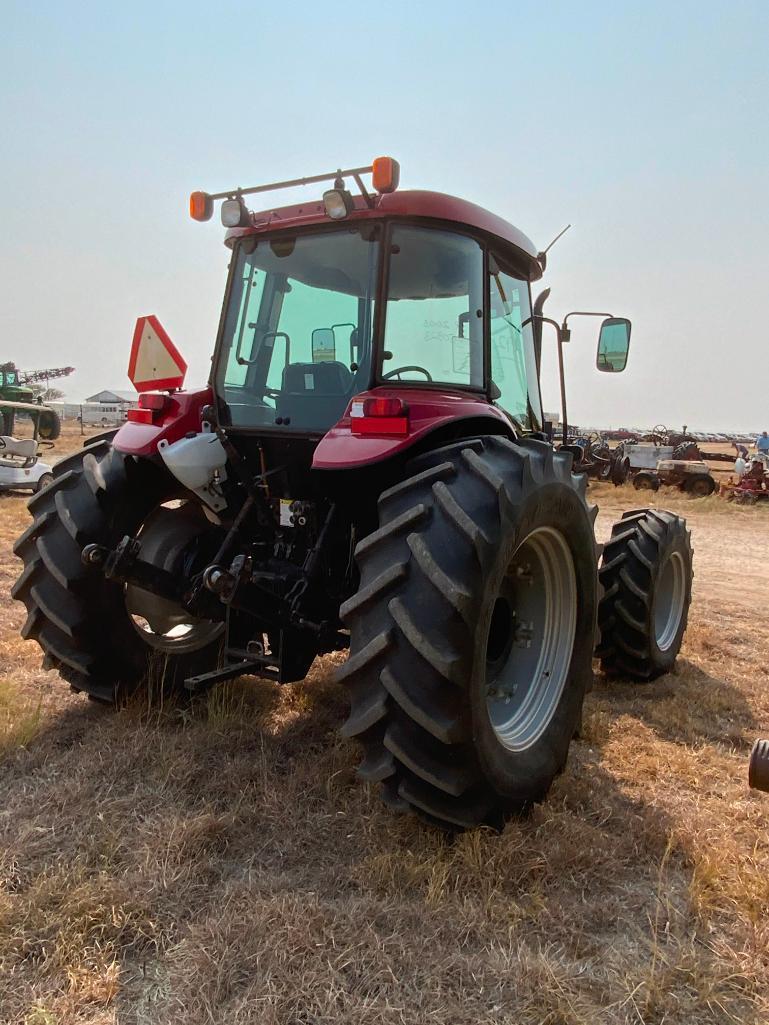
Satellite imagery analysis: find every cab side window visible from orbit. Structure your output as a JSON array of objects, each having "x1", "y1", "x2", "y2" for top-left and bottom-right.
[
  {"x1": 488, "y1": 259, "x2": 542, "y2": 428},
  {"x1": 382, "y1": 226, "x2": 485, "y2": 387}
]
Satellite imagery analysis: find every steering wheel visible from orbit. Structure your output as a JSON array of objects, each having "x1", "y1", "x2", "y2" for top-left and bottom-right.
[
  {"x1": 651, "y1": 424, "x2": 669, "y2": 444},
  {"x1": 382, "y1": 365, "x2": 433, "y2": 382}
]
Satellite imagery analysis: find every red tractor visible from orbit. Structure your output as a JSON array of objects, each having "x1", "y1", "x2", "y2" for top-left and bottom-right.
[{"x1": 13, "y1": 159, "x2": 694, "y2": 830}]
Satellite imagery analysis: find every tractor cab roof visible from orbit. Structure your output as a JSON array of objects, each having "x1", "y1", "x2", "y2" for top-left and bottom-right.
[{"x1": 224, "y1": 189, "x2": 543, "y2": 281}]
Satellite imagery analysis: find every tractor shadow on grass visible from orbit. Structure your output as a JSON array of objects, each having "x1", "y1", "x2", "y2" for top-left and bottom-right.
[
  {"x1": 7, "y1": 666, "x2": 754, "y2": 1025},
  {"x1": 590, "y1": 657, "x2": 759, "y2": 751}
]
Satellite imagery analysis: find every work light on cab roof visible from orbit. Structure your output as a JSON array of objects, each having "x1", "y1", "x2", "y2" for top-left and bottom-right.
[{"x1": 188, "y1": 157, "x2": 400, "y2": 227}]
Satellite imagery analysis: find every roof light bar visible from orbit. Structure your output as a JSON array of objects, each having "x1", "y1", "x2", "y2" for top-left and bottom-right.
[{"x1": 188, "y1": 157, "x2": 400, "y2": 224}]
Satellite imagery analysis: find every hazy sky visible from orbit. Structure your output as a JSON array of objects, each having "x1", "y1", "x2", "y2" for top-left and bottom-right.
[{"x1": 2, "y1": 1, "x2": 767, "y2": 431}]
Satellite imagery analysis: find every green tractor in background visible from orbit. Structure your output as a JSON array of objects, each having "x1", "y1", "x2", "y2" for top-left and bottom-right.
[{"x1": 0, "y1": 363, "x2": 64, "y2": 440}]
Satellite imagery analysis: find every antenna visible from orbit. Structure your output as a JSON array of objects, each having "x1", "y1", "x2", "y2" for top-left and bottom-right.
[
  {"x1": 537, "y1": 224, "x2": 571, "y2": 272},
  {"x1": 542, "y1": 223, "x2": 572, "y2": 256}
]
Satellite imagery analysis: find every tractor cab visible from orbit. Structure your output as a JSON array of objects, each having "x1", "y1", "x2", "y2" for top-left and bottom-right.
[
  {"x1": 212, "y1": 212, "x2": 544, "y2": 439},
  {"x1": 199, "y1": 161, "x2": 631, "y2": 456},
  {"x1": 197, "y1": 163, "x2": 551, "y2": 447}
]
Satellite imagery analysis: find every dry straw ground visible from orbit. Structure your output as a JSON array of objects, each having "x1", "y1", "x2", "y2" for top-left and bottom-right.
[{"x1": 1, "y1": 425, "x2": 767, "y2": 1024}]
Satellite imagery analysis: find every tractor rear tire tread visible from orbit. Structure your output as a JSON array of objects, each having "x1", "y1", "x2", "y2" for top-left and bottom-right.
[
  {"x1": 14, "y1": 443, "x2": 218, "y2": 704},
  {"x1": 14, "y1": 446, "x2": 135, "y2": 698},
  {"x1": 339, "y1": 435, "x2": 598, "y2": 830}
]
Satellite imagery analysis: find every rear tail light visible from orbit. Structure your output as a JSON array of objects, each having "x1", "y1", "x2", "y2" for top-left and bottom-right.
[
  {"x1": 350, "y1": 396, "x2": 409, "y2": 436},
  {"x1": 139, "y1": 393, "x2": 170, "y2": 412},
  {"x1": 126, "y1": 408, "x2": 153, "y2": 424},
  {"x1": 362, "y1": 397, "x2": 405, "y2": 417},
  {"x1": 127, "y1": 394, "x2": 171, "y2": 424}
]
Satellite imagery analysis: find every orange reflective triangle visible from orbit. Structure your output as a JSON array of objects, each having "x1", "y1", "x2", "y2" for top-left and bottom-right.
[{"x1": 128, "y1": 315, "x2": 187, "y2": 392}]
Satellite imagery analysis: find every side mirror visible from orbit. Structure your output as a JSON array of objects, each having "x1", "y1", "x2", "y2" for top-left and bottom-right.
[
  {"x1": 312, "y1": 328, "x2": 336, "y2": 363},
  {"x1": 596, "y1": 317, "x2": 631, "y2": 373}
]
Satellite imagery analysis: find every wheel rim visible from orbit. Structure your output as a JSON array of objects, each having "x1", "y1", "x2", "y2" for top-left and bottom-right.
[
  {"x1": 125, "y1": 501, "x2": 223, "y2": 654},
  {"x1": 485, "y1": 527, "x2": 577, "y2": 752},
  {"x1": 654, "y1": 552, "x2": 686, "y2": 651}
]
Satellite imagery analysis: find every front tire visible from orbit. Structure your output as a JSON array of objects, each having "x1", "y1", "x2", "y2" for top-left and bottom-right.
[
  {"x1": 633, "y1": 471, "x2": 660, "y2": 492},
  {"x1": 338, "y1": 436, "x2": 599, "y2": 830},
  {"x1": 13, "y1": 441, "x2": 223, "y2": 703},
  {"x1": 684, "y1": 474, "x2": 715, "y2": 497}
]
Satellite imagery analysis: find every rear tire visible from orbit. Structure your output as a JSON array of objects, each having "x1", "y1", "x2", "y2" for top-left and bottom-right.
[
  {"x1": 13, "y1": 440, "x2": 223, "y2": 703},
  {"x1": 338, "y1": 436, "x2": 599, "y2": 829},
  {"x1": 37, "y1": 409, "x2": 61, "y2": 441},
  {"x1": 597, "y1": 508, "x2": 693, "y2": 680},
  {"x1": 672, "y1": 441, "x2": 701, "y2": 461}
]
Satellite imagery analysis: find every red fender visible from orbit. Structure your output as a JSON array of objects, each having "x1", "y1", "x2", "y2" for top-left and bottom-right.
[
  {"x1": 312, "y1": 388, "x2": 512, "y2": 470},
  {"x1": 112, "y1": 388, "x2": 212, "y2": 457},
  {"x1": 112, "y1": 386, "x2": 512, "y2": 469}
]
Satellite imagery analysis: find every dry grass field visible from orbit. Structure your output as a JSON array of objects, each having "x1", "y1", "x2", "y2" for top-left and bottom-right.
[{"x1": 1, "y1": 424, "x2": 768, "y2": 1024}]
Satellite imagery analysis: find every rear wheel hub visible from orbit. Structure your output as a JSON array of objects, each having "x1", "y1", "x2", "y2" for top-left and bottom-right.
[{"x1": 485, "y1": 527, "x2": 577, "y2": 752}]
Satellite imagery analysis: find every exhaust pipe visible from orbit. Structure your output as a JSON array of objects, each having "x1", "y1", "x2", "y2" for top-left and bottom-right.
[{"x1": 748, "y1": 739, "x2": 769, "y2": 793}]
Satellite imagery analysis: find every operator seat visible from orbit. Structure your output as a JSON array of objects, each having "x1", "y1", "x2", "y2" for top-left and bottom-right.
[{"x1": 276, "y1": 361, "x2": 353, "y2": 429}]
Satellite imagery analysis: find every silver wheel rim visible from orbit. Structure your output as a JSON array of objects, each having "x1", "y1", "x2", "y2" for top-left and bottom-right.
[
  {"x1": 485, "y1": 527, "x2": 577, "y2": 752},
  {"x1": 654, "y1": 552, "x2": 686, "y2": 651},
  {"x1": 125, "y1": 501, "x2": 223, "y2": 654}
]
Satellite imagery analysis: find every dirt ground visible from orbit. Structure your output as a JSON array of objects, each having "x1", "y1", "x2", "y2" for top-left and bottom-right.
[{"x1": 1, "y1": 424, "x2": 768, "y2": 1024}]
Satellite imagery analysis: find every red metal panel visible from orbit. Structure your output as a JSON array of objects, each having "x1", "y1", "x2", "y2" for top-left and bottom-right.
[
  {"x1": 225, "y1": 190, "x2": 540, "y2": 273},
  {"x1": 112, "y1": 387, "x2": 212, "y2": 457},
  {"x1": 312, "y1": 387, "x2": 512, "y2": 470}
]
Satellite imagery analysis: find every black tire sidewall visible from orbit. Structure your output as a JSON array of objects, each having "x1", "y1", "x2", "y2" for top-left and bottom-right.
[
  {"x1": 634, "y1": 473, "x2": 659, "y2": 492},
  {"x1": 685, "y1": 476, "x2": 713, "y2": 496},
  {"x1": 647, "y1": 528, "x2": 692, "y2": 672},
  {"x1": 468, "y1": 482, "x2": 596, "y2": 804}
]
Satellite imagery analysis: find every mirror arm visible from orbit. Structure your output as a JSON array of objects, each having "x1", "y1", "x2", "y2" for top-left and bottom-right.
[
  {"x1": 528, "y1": 314, "x2": 570, "y2": 446},
  {"x1": 560, "y1": 310, "x2": 614, "y2": 342}
]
